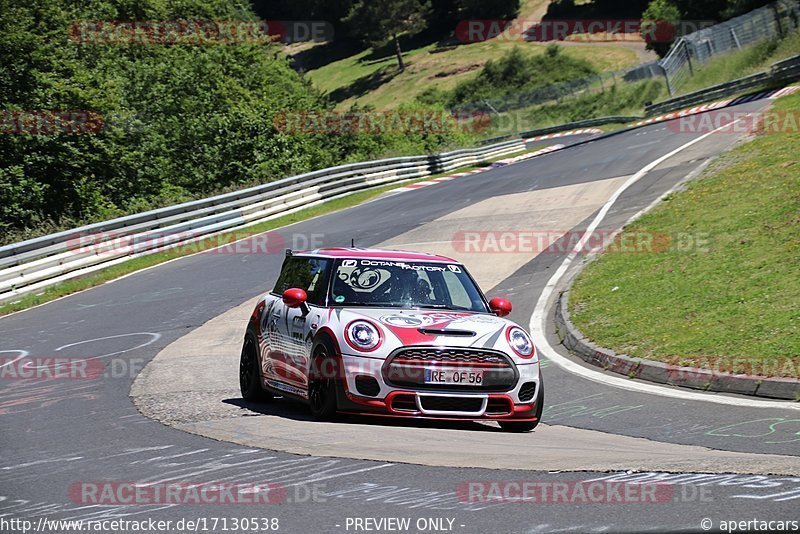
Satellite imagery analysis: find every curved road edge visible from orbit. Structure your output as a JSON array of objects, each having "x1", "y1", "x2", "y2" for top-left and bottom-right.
[
  {"x1": 130, "y1": 296, "x2": 800, "y2": 474},
  {"x1": 554, "y1": 290, "x2": 800, "y2": 400},
  {"x1": 528, "y1": 111, "x2": 800, "y2": 411}
]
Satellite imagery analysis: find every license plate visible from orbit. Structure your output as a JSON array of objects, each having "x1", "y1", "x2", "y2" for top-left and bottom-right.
[{"x1": 424, "y1": 368, "x2": 484, "y2": 385}]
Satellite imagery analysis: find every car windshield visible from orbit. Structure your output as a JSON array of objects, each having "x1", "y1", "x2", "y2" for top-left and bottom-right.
[{"x1": 330, "y1": 258, "x2": 488, "y2": 313}]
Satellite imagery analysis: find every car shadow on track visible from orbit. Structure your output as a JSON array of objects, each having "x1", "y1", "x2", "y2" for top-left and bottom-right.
[{"x1": 222, "y1": 397, "x2": 510, "y2": 433}]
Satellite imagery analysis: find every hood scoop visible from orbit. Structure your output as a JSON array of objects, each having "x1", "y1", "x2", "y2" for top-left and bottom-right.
[{"x1": 418, "y1": 328, "x2": 476, "y2": 337}]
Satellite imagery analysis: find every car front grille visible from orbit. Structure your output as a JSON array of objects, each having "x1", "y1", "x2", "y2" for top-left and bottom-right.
[
  {"x1": 419, "y1": 396, "x2": 484, "y2": 413},
  {"x1": 518, "y1": 381, "x2": 537, "y2": 402},
  {"x1": 390, "y1": 394, "x2": 417, "y2": 412},
  {"x1": 383, "y1": 347, "x2": 517, "y2": 392},
  {"x1": 390, "y1": 347, "x2": 509, "y2": 367},
  {"x1": 486, "y1": 396, "x2": 513, "y2": 415},
  {"x1": 354, "y1": 375, "x2": 381, "y2": 397}
]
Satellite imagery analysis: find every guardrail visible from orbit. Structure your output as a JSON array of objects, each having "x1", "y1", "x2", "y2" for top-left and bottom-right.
[
  {"x1": 479, "y1": 116, "x2": 643, "y2": 145},
  {"x1": 659, "y1": 0, "x2": 799, "y2": 95},
  {"x1": 645, "y1": 55, "x2": 800, "y2": 115},
  {"x1": 0, "y1": 139, "x2": 525, "y2": 304},
  {"x1": 8, "y1": 52, "x2": 800, "y2": 306}
]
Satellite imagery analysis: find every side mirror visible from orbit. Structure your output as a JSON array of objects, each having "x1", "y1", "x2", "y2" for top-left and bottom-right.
[
  {"x1": 489, "y1": 297, "x2": 512, "y2": 317},
  {"x1": 282, "y1": 288, "x2": 308, "y2": 309}
]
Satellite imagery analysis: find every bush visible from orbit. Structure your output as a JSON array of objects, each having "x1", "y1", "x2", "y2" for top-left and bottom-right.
[
  {"x1": 448, "y1": 46, "x2": 597, "y2": 107},
  {"x1": 0, "y1": 0, "x2": 471, "y2": 241},
  {"x1": 641, "y1": 0, "x2": 681, "y2": 58}
]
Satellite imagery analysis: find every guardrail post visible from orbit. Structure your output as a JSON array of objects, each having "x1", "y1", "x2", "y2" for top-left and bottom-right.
[
  {"x1": 429, "y1": 154, "x2": 443, "y2": 175},
  {"x1": 731, "y1": 27, "x2": 742, "y2": 49},
  {"x1": 684, "y1": 42, "x2": 694, "y2": 77},
  {"x1": 661, "y1": 64, "x2": 673, "y2": 97},
  {"x1": 773, "y1": 4, "x2": 785, "y2": 37}
]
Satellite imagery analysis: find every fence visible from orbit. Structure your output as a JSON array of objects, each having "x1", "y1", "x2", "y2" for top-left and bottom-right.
[
  {"x1": 456, "y1": 0, "x2": 800, "y2": 114},
  {"x1": 660, "y1": 0, "x2": 800, "y2": 95},
  {"x1": 0, "y1": 140, "x2": 525, "y2": 304},
  {"x1": 452, "y1": 68, "x2": 634, "y2": 116},
  {"x1": 646, "y1": 54, "x2": 800, "y2": 114}
]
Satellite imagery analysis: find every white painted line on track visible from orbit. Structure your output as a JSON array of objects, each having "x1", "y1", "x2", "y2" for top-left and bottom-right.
[
  {"x1": 20, "y1": 332, "x2": 162, "y2": 370},
  {"x1": 529, "y1": 115, "x2": 800, "y2": 410},
  {"x1": 0, "y1": 350, "x2": 29, "y2": 369}
]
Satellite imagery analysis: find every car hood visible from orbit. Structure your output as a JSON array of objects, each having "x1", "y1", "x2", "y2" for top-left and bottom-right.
[{"x1": 335, "y1": 307, "x2": 519, "y2": 351}]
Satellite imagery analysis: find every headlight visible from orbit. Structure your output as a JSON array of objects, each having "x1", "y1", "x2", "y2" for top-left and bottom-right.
[
  {"x1": 345, "y1": 320, "x2": 382, "y2": 352},
  {"x1": 507, "y1": 326, "x2": 535, "y2": 359}
]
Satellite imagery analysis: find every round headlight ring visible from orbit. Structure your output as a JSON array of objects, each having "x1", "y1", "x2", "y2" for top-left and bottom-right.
[
  {"x1": 507, "y1": 326, "x2": 535, "y2": 359},
  {"x1": 345, "y1": 320, "x2": 382, "y2": 352}
]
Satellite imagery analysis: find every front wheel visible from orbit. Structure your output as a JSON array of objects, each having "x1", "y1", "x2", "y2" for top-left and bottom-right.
[
  {"x1": 307, "y1": 337, "x2": 340, "y2": 421},
  {"x1": 239, "y1": 331, "x2": 272, "y2": 402},
  {"x1": 499, "y1": 375, "x2": 544, "y2": 433}
]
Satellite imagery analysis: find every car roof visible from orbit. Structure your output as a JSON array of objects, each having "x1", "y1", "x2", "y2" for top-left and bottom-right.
[{"x1": 292, "y1": 247, "x2": 458, "y2": 263}]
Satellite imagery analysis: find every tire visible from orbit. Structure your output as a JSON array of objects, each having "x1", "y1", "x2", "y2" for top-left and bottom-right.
[
  {"x1": 499, "y1": 375, "x2": 544, "y2": 433},
  {"x1": 307, "y1": 336, "x2": 340, "y2": 421},
  {"x1": 239, "y1": 330, "x2": 272, "y2": 402}
]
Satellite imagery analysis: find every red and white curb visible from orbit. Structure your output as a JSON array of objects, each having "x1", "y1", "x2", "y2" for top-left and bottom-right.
[
  {"x1": 770, "y1": 85, "x2": 800, "y2": 99},
  {"x1": 392, "y1": 169, "x2": 487, "y2": 193},
  {"x1": 385, "y1": 85, "x2": 800, "y2": 196},
  {"x1": 632, "y1": 100, "x2": 733, "y2": 127},
  {"x1": 491, "y1": 144, "x2": 566, "y2": 167},
  {"x1": 391, "y1": 144, "x2": 567, "y2": 193},
  {"x1": 525, "y1": 128, "x2": 603, "y2": 142},
  {"x1": 631, "y1": 85, "x2": 800, "y2": 128}
]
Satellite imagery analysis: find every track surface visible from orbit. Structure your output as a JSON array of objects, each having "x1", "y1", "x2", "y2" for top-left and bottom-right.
[{"x1": 2, "y1": 100, "x2": 799, "y2": 533}]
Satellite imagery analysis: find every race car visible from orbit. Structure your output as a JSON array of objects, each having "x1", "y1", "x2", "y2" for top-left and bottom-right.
[{"x1": 239, "y1": 248, "x2": 543, "y2": 432}]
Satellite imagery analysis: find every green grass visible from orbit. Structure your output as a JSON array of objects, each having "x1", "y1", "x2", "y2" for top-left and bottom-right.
[
  {"x1": 306, "y1": 40, "x2": 639, "y2": 111},
  {"x1": 479, "y1": 79, "x2": 663, "y2": 139},
  {"x1": 568, "y1": 91, "x2": 800, "y2": 378},
  {"x1": 677, "y1": 31, "x2": 800, "y2": 96}
]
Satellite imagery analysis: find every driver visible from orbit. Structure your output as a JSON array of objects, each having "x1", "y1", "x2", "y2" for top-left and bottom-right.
[{"x1": 392, "y1": 268, "x2": 432, "y2": 304}]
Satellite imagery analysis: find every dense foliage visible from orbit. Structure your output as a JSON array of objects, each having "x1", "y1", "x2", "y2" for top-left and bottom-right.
[
  {"x1": 0, "y1": 0, "x2": 471, "y2": 239},
  {"x1": 639, "y1": 0, "x2": 777, "y2": 56},
  {"x1": 344, "y1": 0, "x2": 431, "y2": 70},
  {"x1": 252, "y1": 0, "x2": 521, "y2": 42},
  {"x1": 546, "y1": 0, "x2": 774, "y2": 21},
  {"x1": 419, "y1": 46, "x2": 597, "y2": 109}
]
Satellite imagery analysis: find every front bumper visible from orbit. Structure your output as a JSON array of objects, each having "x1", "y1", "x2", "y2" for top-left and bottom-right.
[{"x1": 338, "y1": 353, "x2": 541, "y2": 420}]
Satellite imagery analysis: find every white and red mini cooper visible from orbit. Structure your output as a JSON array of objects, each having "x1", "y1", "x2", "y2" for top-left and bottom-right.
[{"x1": 239, "y1": 248, "x2": 543, "y2": 432}]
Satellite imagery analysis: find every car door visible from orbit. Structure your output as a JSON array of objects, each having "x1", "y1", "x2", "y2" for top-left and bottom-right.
[{"x1": 264, "y1": 257, "x2": 331, "y2": 392}]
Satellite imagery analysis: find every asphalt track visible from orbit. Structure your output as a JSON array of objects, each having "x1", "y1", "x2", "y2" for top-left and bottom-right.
[{"x1": 1, "y1": 98, "x2": 798, "y2": 533}]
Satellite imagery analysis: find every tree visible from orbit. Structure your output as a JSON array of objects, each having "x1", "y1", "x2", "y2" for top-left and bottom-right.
[
  {"x1": 344, "y1": 0, "x2": 431, "y2": 71},
  {"x1": 456, "y1": 0, "x2": 520, "y2": 19},
  {"x1": 641, "y1": 0, "x2": 682, "y2": 58}
]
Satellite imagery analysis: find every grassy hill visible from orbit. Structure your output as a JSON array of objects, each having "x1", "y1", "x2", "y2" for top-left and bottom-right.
[
  {"x1": 301, "y1": 0, "x2": 643, "y2": 110},
  {"x1": 305, "y1": 41, "x2": 639, "y2": 110}
]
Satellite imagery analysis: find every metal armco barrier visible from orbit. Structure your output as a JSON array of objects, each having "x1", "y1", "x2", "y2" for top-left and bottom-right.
[
  {"x1": 0, "y1": 139, "x2": 524, "y2": 304},
  {"x1": 646, "y1": 55, "x2": 800, "y2": 115},
  {"x1": 480, "y1": 116, "x2": 643, "y2": 145},
  {"x1": 659, "y1": 0, "x2": 800, "y2": 95}
]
